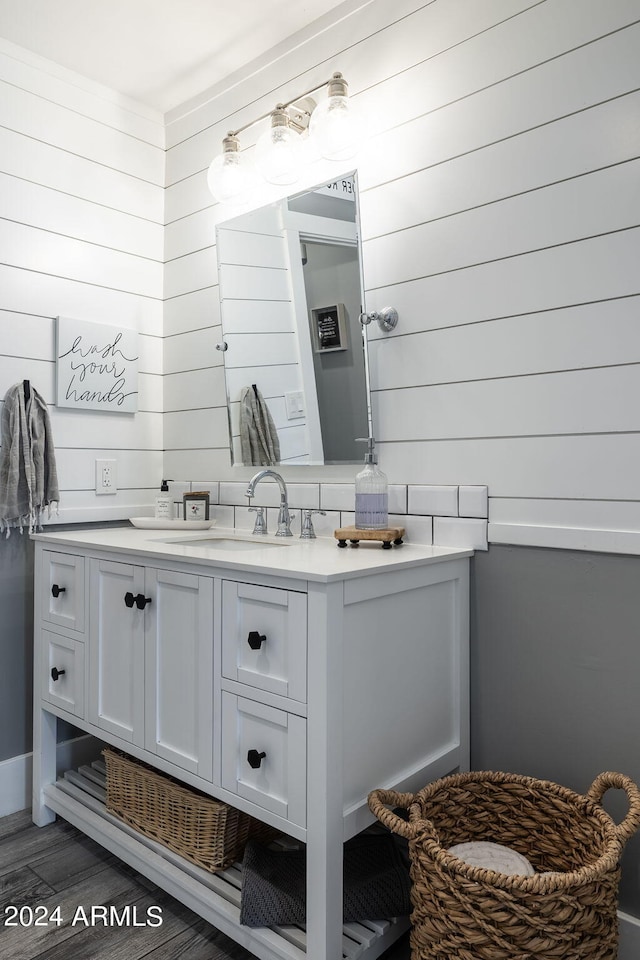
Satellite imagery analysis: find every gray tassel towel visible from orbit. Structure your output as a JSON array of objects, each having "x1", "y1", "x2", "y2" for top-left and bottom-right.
[{"x1": 0, "y1": 381, "x2": 60, "y2": 536}]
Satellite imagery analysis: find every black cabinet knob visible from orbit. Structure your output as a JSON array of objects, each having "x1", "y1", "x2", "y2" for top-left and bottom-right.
[
  {"x1": 51, "y1": 584, "x2": 66, "y2": 598},
  {"x1": 124, "y1": 592, "x2": 152, "y2": 610},
  {"x1": 247, "y1": 630, "x2": 266, "y2": 650},
  {"x1": 51, "y1": 667, "x2": 66, "y2": 681},
  {"x1": 247, "y1": 749, "x2": 266, "y2": 769}
]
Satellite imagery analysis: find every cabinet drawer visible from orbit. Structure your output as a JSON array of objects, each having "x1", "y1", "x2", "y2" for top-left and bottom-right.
[
  {"x1": 42, "y1": 630, "x2": 85, "y2": 718},
  {"x1": 221, "y1": 582, "x2": 307, "y2": 702},
  {"x1": 41, "y1": 551, "x2": 85, "y2": 634},
  {"x1": 221, "y1": 692, "x2": 306, "y2": 828}
]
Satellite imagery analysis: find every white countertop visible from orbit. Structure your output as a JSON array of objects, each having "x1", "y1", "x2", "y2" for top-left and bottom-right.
[{"x1": 31, "y1": 524, "x2": 473, "y2": 583}]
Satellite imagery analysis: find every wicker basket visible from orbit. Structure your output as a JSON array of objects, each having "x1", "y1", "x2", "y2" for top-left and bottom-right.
[
  {"x1": 103, "y1": 748, "x2": 276, "y2": 872},
  {"x1": 369, "y1": 770, "x2": 640, "y2": 960}
]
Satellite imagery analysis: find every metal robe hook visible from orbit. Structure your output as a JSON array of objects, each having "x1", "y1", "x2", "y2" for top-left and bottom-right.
[{"x1": 359, "y1": 307, "x2": 399, "y2": 333}]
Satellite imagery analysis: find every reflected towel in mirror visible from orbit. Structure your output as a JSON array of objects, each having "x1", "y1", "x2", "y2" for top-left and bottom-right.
[{"x1": 240, "y1": 385, "x2": 281, "y2": 466}]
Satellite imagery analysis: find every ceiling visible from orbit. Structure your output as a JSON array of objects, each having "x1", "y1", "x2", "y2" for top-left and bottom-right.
[{"x1": 0, "y1": 0, "x2": 348, "y2": 115}]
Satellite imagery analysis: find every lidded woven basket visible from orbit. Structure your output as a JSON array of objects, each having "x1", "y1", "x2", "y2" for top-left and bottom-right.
[{"x1": 368, "y1": 770, "x2": 640, "y2": 960}]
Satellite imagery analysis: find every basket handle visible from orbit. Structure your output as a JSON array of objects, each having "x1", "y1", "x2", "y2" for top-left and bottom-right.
[
  {"x1": 367, "y1": 788, "x2": 437, "y2": 841},
  {"x1": 586, "y1": 772, "x2": 640, "y2": 844}
]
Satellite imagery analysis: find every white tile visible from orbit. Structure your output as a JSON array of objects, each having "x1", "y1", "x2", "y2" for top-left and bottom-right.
[
  {"x1": 211, "y1": 504, "x2": 234, "y2": 528},
  {"x1": 408, "y1": 485, "x2": 459, "y2": 517},
  {"x1": 433, "y1": 517, "x2": 488, "y2": 551},
  {"x1": 320, "y1": 483, "x2": 355, "y2": 512},
  {"x1": 220, "y1": 481, "x2": 253, "y2": 506},
  {"x1": 389, "y1": 485, "x2": 407, "y2": 514},
  {"x1": 287, "y1": 483, "x2": 320, "y2": 510},
  {"x1": 398, "y1": 515, "x2": 433, "y2": 545},
  {"x1": 458, "y1": 485, "x2": 488, "y2": 519},
  {"x1": 191, "y1": 481, "x2": 219, "y2": 504}
]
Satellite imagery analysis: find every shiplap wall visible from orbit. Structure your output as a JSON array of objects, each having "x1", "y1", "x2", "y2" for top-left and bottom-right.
[
  {"x1": 0, "y1": 39, "x2": 165, "y2": 522},
  {"x1": 164, "y1": 0, "x2": 640, "y2": 550},
  {"x1": 216, "y1": 203, "x2": 311, "y2": 464}
]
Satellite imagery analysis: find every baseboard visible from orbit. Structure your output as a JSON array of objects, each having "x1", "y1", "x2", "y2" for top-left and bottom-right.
[
  {"x1": 619, "y1": 912, "x2": 640, "y2": 959},
  {"x1": 0, "y1": 735, "x2": 103, "y2": 817}
]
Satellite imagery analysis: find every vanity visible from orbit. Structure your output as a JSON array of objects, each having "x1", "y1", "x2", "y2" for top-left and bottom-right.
[{"x1": 32, "y1": 525, "x2": 471, "y2": 960}]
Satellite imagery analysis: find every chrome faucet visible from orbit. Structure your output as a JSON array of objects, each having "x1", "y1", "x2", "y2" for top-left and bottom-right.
[{"x1": 245, "y1": 469, "x2": 293, "y2": 537}]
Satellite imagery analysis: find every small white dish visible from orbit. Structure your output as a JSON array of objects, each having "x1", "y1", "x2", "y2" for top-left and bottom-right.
[{"x1": 129, "y1": 517, "x2": 217, "y2": 531}]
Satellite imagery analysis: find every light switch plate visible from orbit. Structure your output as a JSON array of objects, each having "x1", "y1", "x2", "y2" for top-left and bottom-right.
[{"x1": 285, "y1": 391, "x2": 305, "y2": 420}]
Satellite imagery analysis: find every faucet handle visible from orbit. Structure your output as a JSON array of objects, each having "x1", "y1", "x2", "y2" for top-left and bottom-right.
[
  {"x1": 300, "y1": 509, "x2": 326, "y2": 539},
  {"x1": 248, "y1": 506, "x2": 268, "y2": 536}
]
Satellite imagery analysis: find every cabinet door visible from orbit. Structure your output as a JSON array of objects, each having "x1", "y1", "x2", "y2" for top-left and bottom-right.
[
  {"x1": 41, "y1": 551, "x2": 85, "y2": 634},
  {"x1": 89, "y1": 558, "x2": 145, "y2": 746},
  {"x1": 144, "y1": 568, "x2": 214, "y2": 780}
]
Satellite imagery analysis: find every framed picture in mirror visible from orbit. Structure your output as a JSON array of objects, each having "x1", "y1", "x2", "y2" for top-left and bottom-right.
[{"x1": 311, "y1": 303, "x2": 347, "y2": 353}]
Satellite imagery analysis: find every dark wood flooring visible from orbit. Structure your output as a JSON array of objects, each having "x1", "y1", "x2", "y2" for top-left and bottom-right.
[{"x1": 0, "y1": 810, "x2": 410, "y2": 960}]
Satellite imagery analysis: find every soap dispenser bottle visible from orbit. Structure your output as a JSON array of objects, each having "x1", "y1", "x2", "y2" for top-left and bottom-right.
[
  {"x1": 154, "y1": 479, "x2": 173, "y2": 520},
  {"x1": 354, "y1": 437, "x2": 388, "y2": 530}
]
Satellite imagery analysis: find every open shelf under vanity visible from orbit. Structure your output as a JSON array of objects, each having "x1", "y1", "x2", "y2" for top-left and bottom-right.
[{"x1": 46, "y1": 759, "x2": 410, "y2": 960}]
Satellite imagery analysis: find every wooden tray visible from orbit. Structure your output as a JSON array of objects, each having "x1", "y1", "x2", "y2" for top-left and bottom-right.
[{"x1": 334, "y1": 526, "x2": 405, "y2": 549}]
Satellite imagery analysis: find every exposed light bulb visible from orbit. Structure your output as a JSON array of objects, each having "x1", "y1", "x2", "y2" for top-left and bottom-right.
[
  {"x1": 309, "y1": 72, "x2": 364, "y2": 161},
  {"x1": 207, "y1": 133, "x2": 256, "y2": 204},
  {"x1": 255, "y1": 105, "x2": 303, "y2": 186}
]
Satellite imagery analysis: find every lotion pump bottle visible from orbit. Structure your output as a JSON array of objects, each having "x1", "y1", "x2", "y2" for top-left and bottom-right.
[
  {"x1": 154, "y1": 479, "x2": 173, "y2": 520},
  {"x1": 354, "y1": 437, "x2": 388, "y2": 530}
]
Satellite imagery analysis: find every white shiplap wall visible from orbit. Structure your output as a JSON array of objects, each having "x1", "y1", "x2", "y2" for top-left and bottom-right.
[
  {"x1": 216, "y1": 204, "x2": 311, "y2": 464},
  {"x1": 164, "y1": 0, "x2": 640, "y2": 551},
  {"x1": 0, "y1": 39, "x2": 165, "y2": 522}
]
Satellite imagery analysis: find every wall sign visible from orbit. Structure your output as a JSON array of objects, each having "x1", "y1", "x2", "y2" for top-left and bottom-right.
[
  {"x1": 310, "y1": 304, "x2": 348, "y2": 353},
  {"x1": 56, "y1": 317, "x2": 139, "y2": 413}
]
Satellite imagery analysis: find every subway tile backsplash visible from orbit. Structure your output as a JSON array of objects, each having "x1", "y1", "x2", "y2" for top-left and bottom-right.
[{"x1": 194, "y1": 480, "x2": 489, "y2": 550}]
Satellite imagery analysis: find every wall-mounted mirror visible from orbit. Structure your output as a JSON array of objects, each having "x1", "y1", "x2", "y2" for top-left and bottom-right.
[{"x1": 216, "y1": 173, "x2": 371, "y2": 466}]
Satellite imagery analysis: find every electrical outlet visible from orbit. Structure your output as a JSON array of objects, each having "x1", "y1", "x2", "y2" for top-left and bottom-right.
[{"x1": 96, "y1": 459, "x2": 117, "y2": 495}]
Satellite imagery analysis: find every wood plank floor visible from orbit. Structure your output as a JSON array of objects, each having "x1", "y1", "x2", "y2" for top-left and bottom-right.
[{"x1": 0, "y1": 810, "x2": 410, "y2": 960}]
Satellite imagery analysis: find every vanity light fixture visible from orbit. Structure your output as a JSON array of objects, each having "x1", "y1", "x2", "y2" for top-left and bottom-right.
[
  {"x1": 254, "y1": 103, "x2": 305, "y2": 186},
  {"x1": 206, "y1": 133, "x2": 256, "y2": 204},
  {"x1": 207, "y1": 72, "x2": 364, "y2": 203},
  {"x1": 309, "y1": 71, "x2": 363, "y2": 161}
]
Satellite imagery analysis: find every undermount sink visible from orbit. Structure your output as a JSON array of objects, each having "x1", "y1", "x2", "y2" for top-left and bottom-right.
[{"x1": 163, "y1": 536, "x2": 292, "y2": 552}]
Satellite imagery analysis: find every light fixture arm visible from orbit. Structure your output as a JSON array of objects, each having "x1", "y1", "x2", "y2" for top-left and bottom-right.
[{"x1": 227, "y1": 73, "x2": 347, "y2": 138}]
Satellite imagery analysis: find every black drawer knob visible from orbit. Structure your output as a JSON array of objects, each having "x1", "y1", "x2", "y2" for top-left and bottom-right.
[
  {"x1": 247, "y1": 749, "x2": 266, "y2": 769},
  {"x1": 124, "y1": 591, "x2": 136, "y2": 608},
  {"x1": 135, "y1": 594, "x2": 152, "y2": 610},
  {"x1": 51, "y1": 584, "x2": 66, "y2": 598},
  {"x1": 51, "y1": 667, "x2": 66, "y2": 681},
  {"x1": 247, "y1": 631, "x2": 266, "y2": 650}
]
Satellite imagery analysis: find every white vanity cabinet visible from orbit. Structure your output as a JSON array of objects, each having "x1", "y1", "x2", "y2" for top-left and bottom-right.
[{"x1": 32, "y1": 527, "x2": 471, "y2": 960}]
